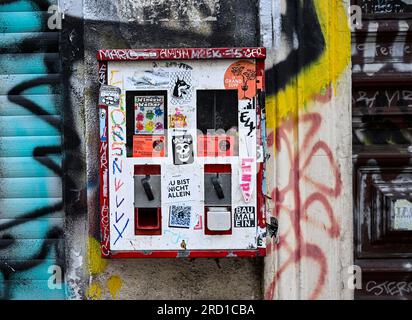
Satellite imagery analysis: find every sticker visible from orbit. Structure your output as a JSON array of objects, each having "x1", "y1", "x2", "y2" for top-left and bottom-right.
[
  {"x1": 194, "y1": 215, "x2": 203, "y2": 230},
  {"x1": 127, "y1": 68, "x2": 170, "y2": 87},
  {"x1": 101, "y1": 94, "x2": 118, "y2": 106},
  {"x1": 172, "y1": 134, "x2": 194, "y2": 165},
  {"x1": 169, "y1": 107, "x2": 188, "y2": 129},
  {"x1": 197, "y1": 135, "x2": 234, "y2": 157},
  {"x1": 169, "y1": 205, "x2": 192, "y2": 229},
  {"x1": 238, "y1": 99, "x2": 257, "y2": 158},
  {"x1": 99, "y1": 108, "x2": 107, "y2": 142},
  {"x1": 99, "y1": 85, "x2": 120, "y2": 106},
  {"x1": 257, "y1": 226, "x2": 267, "y2": 248},
  {"x1": 234, "y1": 206, "x2": 256, "y2": 228},
  {"x1": 240, "y1": 158, "x2": 254, "y2": 203},
  {"x1": 239, "y1": 100, "x2": 256, "y2": 137},
  {"x1": 167, "y1": 178, "x2": 191, "y2": 200},
  {"x1": 392, "y1": 199, "x2": 412, "y2": 231},
  {"x1": 256, "y1": 145, "x2": 264, "y2": 163},
  {"x1": 163, "y1": 166, "x2": 202, "y2": 205},
  {"x1": 133, "y1": 135, "x2": 165, "y2": 157},
  {"x1": 224, "y1": 60, "x2": 257, "y2": 100},
  {"x1": 134, "y1": 95, "x2": 165, "y2": 134},
  {"x1": 170, "y1": 71, "x2": 192, "y2": 105}
]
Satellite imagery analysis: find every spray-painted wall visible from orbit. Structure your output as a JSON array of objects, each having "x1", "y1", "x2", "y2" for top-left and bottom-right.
[
  {"x1": 260, "y1": 0, "x2": 353, "y2": 299},
  {"x1": 0, "y1": 0, "x2": 354, "y2": 300}
]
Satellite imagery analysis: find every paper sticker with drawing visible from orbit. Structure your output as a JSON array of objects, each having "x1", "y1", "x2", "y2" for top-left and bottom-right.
[
  {"x1": 172, "y1": 134, "x2": 194, "y2": 165},
  {"x1": 127, "y1": 68, "x2": 170, "y2": 87},
  {"x1": 224, "y1": 60, "x2": 257, "y2": 100},
  {"x1": 169, "y1": 106, "x2": 188, "y2": 129},
  {"x1": 170, "y1": 71, "x2": 192, "y2": 105},
  {"x1": 134, "y1": 95, "x2": 165, "y2": 134}
]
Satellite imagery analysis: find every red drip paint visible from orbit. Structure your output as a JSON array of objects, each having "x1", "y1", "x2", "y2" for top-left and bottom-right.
[{"x1": 265, "y1": 112, "x2": 342, "y2": 300}]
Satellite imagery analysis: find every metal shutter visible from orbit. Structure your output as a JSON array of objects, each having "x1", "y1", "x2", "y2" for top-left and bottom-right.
[{"x1": 0, "y1": 0, "x2": 65, "y2": 300}]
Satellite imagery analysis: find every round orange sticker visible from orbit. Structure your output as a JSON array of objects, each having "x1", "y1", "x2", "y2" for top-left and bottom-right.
[{"x1": 224, "y1": 60, "x2": 257, "y2": 100}]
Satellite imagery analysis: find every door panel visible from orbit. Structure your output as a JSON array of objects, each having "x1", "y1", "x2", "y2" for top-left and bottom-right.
[{"x1": 352, "y1": 0, "x2": 412, "y2": 300}]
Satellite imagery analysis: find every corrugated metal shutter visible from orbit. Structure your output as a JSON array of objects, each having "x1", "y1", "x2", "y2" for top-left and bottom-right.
[{"x1": 0, "y1": 0, "x2": 65, "y2": 300}]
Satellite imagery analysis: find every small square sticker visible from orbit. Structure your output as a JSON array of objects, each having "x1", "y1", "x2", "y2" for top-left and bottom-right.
[
  {"x1": 169, "y1": 205, "x2": 192, "y2": 229},
  {"x1": 234, "y1": 206, "x2": 256, "y2": 228}
]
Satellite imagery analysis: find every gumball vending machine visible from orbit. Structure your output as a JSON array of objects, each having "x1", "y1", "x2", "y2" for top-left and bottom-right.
[{"x1": 98, "y1": 47, "x2": 267, "y2": 258}]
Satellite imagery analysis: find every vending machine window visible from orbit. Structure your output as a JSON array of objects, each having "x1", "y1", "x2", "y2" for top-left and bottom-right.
[
  {"x1": 126, "y1": 91, "x2": 168, "y2": 158},
  {"x1": 197, "y1": 90, "x2": 239, "y2": 157}
]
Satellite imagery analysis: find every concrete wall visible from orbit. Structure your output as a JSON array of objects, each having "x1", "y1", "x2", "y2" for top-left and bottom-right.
[
  {"x1": 260, "y1": 0, "x2": 353, "y2": 299},
  {"x1": 63, "y1": 0, "x2": 264, "y2": 300}
]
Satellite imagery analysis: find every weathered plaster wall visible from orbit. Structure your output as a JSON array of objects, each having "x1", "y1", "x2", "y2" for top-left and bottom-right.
[
  {"x1": 260, "y1": 0, "x2": 353, "y2": 299},
  {"x1": 79, "y1": 0, "x2": 263, "y2": 300}
]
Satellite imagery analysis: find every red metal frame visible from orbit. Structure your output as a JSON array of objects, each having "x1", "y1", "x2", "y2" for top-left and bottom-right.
[
  {"x1": 98, "y1": 61, "x2": 110, "y2": 257},
  {"x1": 99, "y1": 103, "x2": 110, "y2": 257},
  {"x1": 256, "y1": 58, "x2": 267, "y2": 231},
  {"x1": 97, "y1": 47, "x2": 266, "y2": 61},
  {"x1": 110, "y1": 248, "x2": 267, "y2": 259},
  {"x1": 135, "y1": 207, "x2": 162, "y2": 236},
  {"x1": 204, "y1": 164, "x2": 231, "y2": 173},
  {"x1": 98, "y1": 47, "x2": 266, "y2": 258},
  {"x1": 204, "y1": 164, "x2": 233, "y2": 235},
  {"x1": 204, "y1": 207, "x2": 233, "y2": 236},
  {"x1": 134, "y1": 164, "x2": 161, "y2": 175}
]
